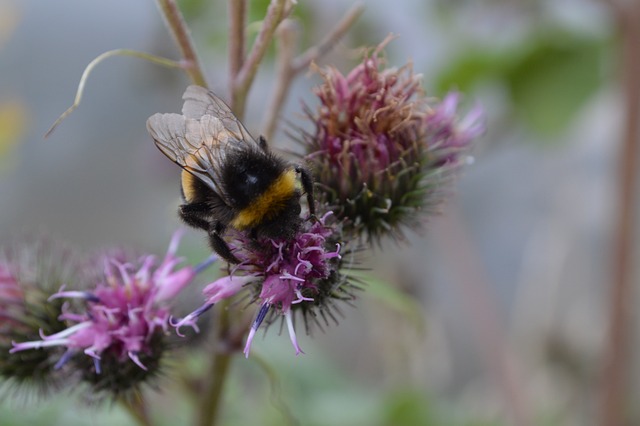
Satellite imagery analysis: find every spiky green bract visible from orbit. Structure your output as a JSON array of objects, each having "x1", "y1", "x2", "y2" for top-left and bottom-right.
[
  {"x1": 73, "y1": 330, "x2": 167, "y2": 402},
  {"x1": 9, "y1": 231, "x2": 213, "y2": 401},
  {"x1": 0, "y1": 238, "x2": 77, "y2": 400},
  {"x1": 236, "y1": 211, "x2": 362, "y2": 340},
  {"x1": 301, "y1": 45, "x2": 485, "y2": 242},
  {"x1": 171, "y1": 211, "x2": 361, "y2": 357}
]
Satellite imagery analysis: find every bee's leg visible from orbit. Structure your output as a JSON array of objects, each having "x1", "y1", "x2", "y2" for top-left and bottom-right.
[
  {"x1": 208, "y1": 222, "x2": 241, "y2": 264},
  {"x1": 295, "y1": 165, "x2": 317, "y2": 219},
  {"x1": 179, "y1": 203, "x2": 210, "y2": 231}
]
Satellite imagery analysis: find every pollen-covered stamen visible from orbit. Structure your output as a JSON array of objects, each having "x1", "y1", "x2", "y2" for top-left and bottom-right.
[
  {"x1": 84, "y1": 348, "x2": 101, "y2": 361},
  {"x1": 265, "y1": 241, "x2": 285, "y2": 273},
  {"x1": 128, "y1": 351, "x2": 148, "y2": 371},
  {"x1": 112, "y1": 260, "x2": 133, "y2": 289},
  {"x1": 48, "y1": 289, "x2": 100, "y2": 303},
  {"x1": 169, "y1": 302, "x2": 214, "y2": 336},
  {"x1": 323, "y1": 243, "x2": 342, "y2": 260},
  {"x1": 294, "y1": 253, "x2": 313, "y2": 275},
  {"x1": 94, "y1": 305, "x2": 119, "y2": 325},
  {"x1": 292, "y1": 285, "x2": 314, "y2": 304},
  {"x1": 10, "y1": 337, "x2": 70, "y2": 353},
  {"x1": 301, "y1": 246, "x2": 323, "y2": 256},
  {"x1": 59, "y1": 311, "x2": 86, "y2": 322},
  {"x1": 243, "y1": 302, "x2": 271, "y2": 358},
  {"x1": 93, "y1": 357, "x2": 102, "y2": 375},
  {"x1": 127, "y1": 307, "x2": 143, "y2": 325},
  {"x1": 35, "y1": 321, "x2": 93, "y2": 342},
  {"x1": 280, "y1": 272, "x2": 305, "y2": 282},
  {"x1": 193, "y1": 254, "x2": 218, "y2": 275},
  {"x1": 54, "y1": 349, "x2": 74, "y2": 370},
  {"x1": 167, "y1": 228, "x2": 184, "y2": 257},
  {"x1": 285, "y1": 310, "x2": 304, "y2": 355},
  {"x1": 135, "y1": 256, "x2": 156, "y2": 285}
]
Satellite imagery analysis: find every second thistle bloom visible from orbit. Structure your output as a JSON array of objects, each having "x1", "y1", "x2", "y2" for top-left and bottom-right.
[
  {"x1": 302, "y1": 42, "x2": 485, "y2": 241},
  {"x1": 10, "y1": 232, "x2": 214, "y2": 396},
  {"x1": 0, "y1": 239, "x2": 74, "y2": 397}
]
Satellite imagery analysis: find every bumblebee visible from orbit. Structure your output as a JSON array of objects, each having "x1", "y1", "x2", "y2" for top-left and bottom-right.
[{"x1": 146, "y1": 85, "x2": 315, "y2": 264}]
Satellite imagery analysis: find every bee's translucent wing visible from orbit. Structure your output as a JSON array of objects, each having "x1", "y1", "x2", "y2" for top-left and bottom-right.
[
  {"x1": 181, "y1": 85, "x2": 261, "y2": 150},
  {"x1": 146, "y1": 113, "x2": 230, "y2": 198}
]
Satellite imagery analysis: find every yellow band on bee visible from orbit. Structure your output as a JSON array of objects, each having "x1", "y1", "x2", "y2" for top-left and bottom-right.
[
  {"x1": 232, "y1": 169, "x2": 296, "y2": 229},
  {"x1": 181, "y1": 170, "x2": 198, "y2": 202}
]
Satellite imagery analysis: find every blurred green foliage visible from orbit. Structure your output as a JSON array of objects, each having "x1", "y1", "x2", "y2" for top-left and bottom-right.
[
  {"x1": 360, "y1": 272, "x2": 426, "y2": 332},
  {"x1": 178, "y1": 0, "x2": 315, "y2": 62},
  {"x1": 436, "y1": 30, "x2": 611, "y2": 138}
]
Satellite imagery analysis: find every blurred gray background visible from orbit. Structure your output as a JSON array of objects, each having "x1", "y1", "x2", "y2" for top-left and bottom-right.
[{"x1": 0, "y1": 0, "x2": 629, "y2": 425}]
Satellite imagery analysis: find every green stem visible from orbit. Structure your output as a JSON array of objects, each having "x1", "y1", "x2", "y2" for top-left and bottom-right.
[
  {"x1": 156, "y1": 0, "x2": 208, "y2": 87},
  {"x1": 119, "y1": 394, "x2": 153, "y2": 426},
  {"x1": 197, "y1": 301, "x2": 233, "y2": 426},
  {"x1": 251, "y1": 353, "x2": 297, "y2": 425},
  {"x1": 228, "y1": 0, "x2": 247, "y2": 91},
  {"x1": 262, "y1": 2, "x2": 365, "y2": 139}
]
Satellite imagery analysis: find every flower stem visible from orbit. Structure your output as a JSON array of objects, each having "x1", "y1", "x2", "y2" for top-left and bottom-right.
[
  {"x1": 599, "y1": 1, "x2": 640, "y2": 424},
  {"x1": 228, "y1": 0, "x2": 247, "y2": 92},
  {"x1": 119, "y1": 394, "x2": 153, "y2": 426},
  {"x1": 197, "y1": 301, "x2": 233, "y2": 426},
  {"x1": 231, "y1": 0, "x2": 290, "y2": 117},
  {"x1": 290, "y1": 2, "x2": 364, "y2": 74},
  {"x1": 436, "y1": 206, "x2": 532, "y2": 426},
  {"x1": 261, "y1": 2, "x2": 364, "y2": 140},
  {"x1": 261, "y1": 19, "x2": 297, "y2": 141},
  {"x1": 155, "y1": 0, "x2": 208, "y2": 87}
]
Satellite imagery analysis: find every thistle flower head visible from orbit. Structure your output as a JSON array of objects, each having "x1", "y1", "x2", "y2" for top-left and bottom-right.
[
  {"x1": 0, "y1": 238, "x2": 76, "y2": 399},
  {"x1": 302, "y1": 42, "x2": 485, "y2": 241},
  {"x1": 10, "y1": 231, "x2": 213, "y2": 397},
  {"x1": 171, "y1": 212, "x2": 358, "y2": 357}
]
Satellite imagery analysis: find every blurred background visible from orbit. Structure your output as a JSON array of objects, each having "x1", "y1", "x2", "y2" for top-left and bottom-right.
[{"x1": 0, "y1": 0, "x2": 632, "y2": 425}]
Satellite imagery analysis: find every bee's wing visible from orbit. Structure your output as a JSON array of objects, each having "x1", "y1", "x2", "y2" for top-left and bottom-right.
[
  {"x1": 146, "y1": 112, "x2": 230, "y2": 198},
  {"x1": 181, "y1": 85, "x2": 261, "y2": 150}
]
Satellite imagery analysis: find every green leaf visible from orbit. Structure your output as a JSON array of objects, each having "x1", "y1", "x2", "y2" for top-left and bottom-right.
[
  {"x1": 435, "y1": 30, "x2": 611, "y2": 137},
  {"x1": 505, "y1": 33, "x2": 608, "y2": 137},
  {"x1": 435, "y1": 49, "x2": 511, "y2": 95},
  {"x1": 353, "y1": 271, "x2": 426, "y2": 332},
  {"x1": 379, "y1": 389, "x2": 438, "y2": 426},
  {"x1": 177, "y1": 0, "x2": 210, "y2": 22}
]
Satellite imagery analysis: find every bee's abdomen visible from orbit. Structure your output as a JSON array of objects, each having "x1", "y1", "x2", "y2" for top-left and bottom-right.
[{"x1": 181, "y1": 170, "x2": 207, "y2": 203}]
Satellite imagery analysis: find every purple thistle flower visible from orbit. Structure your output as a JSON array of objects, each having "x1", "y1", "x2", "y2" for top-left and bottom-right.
[
  {"x1": 301, "y1": 41, "x2": 485, "y2": 241},
  {"x1": 0, "y1": 262, "x2": 25, "y2": 331},
  {"x1": 0, "y1": 238, "x2": 77, "y2": 398},
  {"x1": 424, "y1": 92, "x2": 485, "y2": 166},
  {"x1": 10, "y1": 231, "x2": 215, "y2": 395},
  {"x1": 171, "y1": 212, "x2": 356, "y2": 358}
]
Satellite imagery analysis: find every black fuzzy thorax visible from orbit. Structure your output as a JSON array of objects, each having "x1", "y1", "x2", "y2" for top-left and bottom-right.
[{"x1": 220, "y1": 148, "x2": 289, "y2": 210}]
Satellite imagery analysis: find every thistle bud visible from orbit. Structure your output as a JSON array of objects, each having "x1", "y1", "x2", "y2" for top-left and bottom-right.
[
  {"x1": 0, "y1": 239, "x2": 76, "y2": 398},
  {"x1": 302, "y1": 43, "x2": 485, "y2": 241}
]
